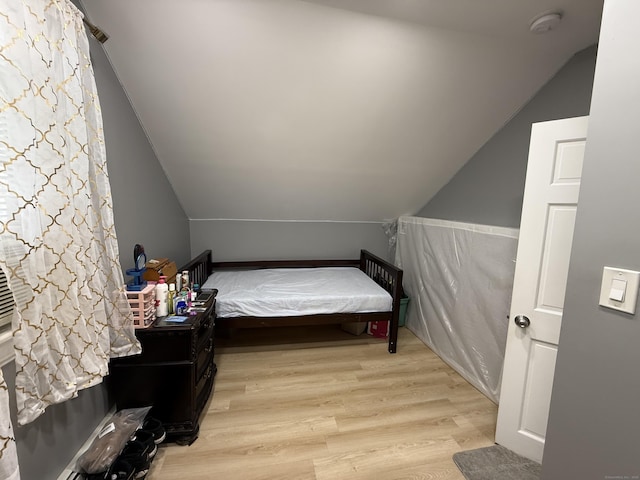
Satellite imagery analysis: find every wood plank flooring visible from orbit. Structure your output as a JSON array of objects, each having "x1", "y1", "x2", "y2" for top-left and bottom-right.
[{"x1": 147, "y1": 325, "x2": 497, "y2": 480}]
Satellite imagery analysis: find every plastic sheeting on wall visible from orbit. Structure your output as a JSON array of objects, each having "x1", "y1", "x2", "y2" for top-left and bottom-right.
[{"x1": 395, "y1": 216, "x2": 519, "y2": 403}]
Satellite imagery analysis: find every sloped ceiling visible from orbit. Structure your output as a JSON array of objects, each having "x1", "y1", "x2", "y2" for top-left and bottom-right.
[{"x1": 81, "y1": 0, "x2": 603, "y2": 222}]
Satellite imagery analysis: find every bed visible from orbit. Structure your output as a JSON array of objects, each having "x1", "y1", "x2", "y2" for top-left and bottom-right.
[{"x1": 178, "y1": 250, "x2": 403, "y2": 353}]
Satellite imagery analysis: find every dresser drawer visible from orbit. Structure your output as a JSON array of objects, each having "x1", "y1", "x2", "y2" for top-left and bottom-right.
[
  {"x1": 195, "y1": 310, "x2": 214, "y2": 343},
  {"x1": 195, "y1": 362, "x2": 215, "y2": 405},
  {"x1": 196, "y1": 336, "x2": 214, "y2": 380}
]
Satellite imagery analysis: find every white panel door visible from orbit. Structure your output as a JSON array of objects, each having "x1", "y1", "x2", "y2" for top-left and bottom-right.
[{"x1": 495, "y1": 116, "x2": 588, "y2": 463}]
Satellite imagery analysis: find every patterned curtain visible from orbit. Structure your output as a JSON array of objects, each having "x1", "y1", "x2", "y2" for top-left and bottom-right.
[
  {"x1": 0, "y1": 369, "x2": 19, "y2": 480},
  {"x1": 0, "y1": 0, "x2": 141, "y2": 447}
]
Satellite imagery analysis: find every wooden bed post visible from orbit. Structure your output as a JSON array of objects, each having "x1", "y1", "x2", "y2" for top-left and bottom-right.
[
  {"x1": 389, "y1": 268, "x2": 403, "y2": 354},
  {"x1": 360, "y1": 250, "x2": 403, "y2": 354}
]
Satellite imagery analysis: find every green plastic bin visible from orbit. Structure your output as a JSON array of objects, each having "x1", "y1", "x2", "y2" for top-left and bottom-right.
[{"x1": 398, "y1": 295, "x2": 410, "y2": 327}]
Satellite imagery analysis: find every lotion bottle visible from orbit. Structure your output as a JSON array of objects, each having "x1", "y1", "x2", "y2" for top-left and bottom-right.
[{"x1": 155, "y1": 276, "x2": 169, "y2": 317}]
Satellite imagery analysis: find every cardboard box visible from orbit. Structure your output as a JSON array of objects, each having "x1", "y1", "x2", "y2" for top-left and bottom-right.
[
  {"x1": 142, "y1": 258, "x2": 177, "y2": 284},
  {"x1": 341, "y1": 322, "x2": 367, "y2": 336}
]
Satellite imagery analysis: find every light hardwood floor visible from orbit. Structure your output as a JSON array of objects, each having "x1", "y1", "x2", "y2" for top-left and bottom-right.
[{"x1": 148, "y1": 326, "x2": 497, "y2": 480}]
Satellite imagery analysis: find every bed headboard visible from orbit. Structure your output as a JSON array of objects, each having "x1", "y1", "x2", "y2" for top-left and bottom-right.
[
  {"x1": 210, "y1": 258, "x2": 359, "y2": 269},
  {"x1": 177, "y1": 250, "x2": 212, "y2": 289}
]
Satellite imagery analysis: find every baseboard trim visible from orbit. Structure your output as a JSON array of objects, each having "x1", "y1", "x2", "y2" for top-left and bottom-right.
[{"x1": 56, "y1": 406, "x2": 117, "y2": 480}]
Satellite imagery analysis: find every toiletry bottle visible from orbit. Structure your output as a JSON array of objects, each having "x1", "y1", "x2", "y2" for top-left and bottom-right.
[
  {"x1": 167, "y1": 283, "x2": 176, "y2": 314},
  {"x1": 155, "y1": 276, "x2": 169, "y2": 317},
  {"x1": 179, "y1": 283, "x2": 191, "y2": 303},
  {"x1": 175, "y1": 296, "x2": 187, "y2": 315}
]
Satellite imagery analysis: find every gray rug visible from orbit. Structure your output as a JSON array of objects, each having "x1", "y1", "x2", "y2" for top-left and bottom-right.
[{"x1": 452, "y1": 444, "x2": 541, "y2": 480}]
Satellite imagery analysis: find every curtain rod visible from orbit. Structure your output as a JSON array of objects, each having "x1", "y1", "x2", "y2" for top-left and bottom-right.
[{"x1": 82, "y1": 17, "x2": 108, "y2": 43}]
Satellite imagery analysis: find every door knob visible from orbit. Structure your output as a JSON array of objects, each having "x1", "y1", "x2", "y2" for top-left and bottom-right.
[{"x1": 514, "y1": 315, "x2": 531, "y2": 328}]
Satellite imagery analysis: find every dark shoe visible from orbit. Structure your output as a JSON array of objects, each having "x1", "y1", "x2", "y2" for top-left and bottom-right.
[
  {"x1": 106, "y1": 458, "x2": 135, "y2": 480},
  {"x1": 118, "y1": 440, "x2": 152, "y2": 479},
  {"x1": 85, "y1": 471, "x2": 108, "y2": 480},
  {"x1": 141, "y1": 417, "x2": 166, "y2": 444},
  {"x1": 132, "y1": 429, "x2": 157, "y2": 459},
  {"x1": 83, "y1": 456, "x2": 136, "y2": 480}
]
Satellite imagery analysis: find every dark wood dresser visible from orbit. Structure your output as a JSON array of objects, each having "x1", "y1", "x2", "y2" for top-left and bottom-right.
[{"x1": 108, "y1": 298, "x2": 216, "y2": 445}]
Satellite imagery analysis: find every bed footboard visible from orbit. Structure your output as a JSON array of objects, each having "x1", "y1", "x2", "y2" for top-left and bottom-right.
[{"x1": 359, "y1": 250, "x2": 403, "y2": 354}]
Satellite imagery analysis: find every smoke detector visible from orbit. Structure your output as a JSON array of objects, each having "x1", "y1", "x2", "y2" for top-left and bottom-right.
[{"x1": 529, "y1": 11, "x2": 563, "y2": 34}]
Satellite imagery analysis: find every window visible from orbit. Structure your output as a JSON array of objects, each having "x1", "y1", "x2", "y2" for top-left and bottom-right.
[
  {"x1": 0, "y1": 196, "x2": 26, "y2": 364},
  {"x1": 0, "y1": 185, "x2": 12, "y2": 363},
  {"x1": 0, "y1": 268, "x2": 11, "y2": 331},
  {"x1": 0, "y1": 268, "x2": 13, "y2": 365},
  {"x1": 0, "y1": 247, "x2": 32, "y2": 365}
]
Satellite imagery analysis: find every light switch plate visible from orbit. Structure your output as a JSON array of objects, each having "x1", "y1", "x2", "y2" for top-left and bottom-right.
[{"x1": 599, "y1": 267, "x2": 640, "y2": 314}]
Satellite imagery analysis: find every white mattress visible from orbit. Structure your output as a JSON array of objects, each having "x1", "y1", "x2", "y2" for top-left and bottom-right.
[{"x1": 201, "y1": 267, "x2": 393, "y2": 318}]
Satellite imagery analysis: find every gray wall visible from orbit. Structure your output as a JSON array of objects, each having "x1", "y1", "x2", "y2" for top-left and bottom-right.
[
  {"x1": 542, "y1": 1, "x2": 640, "y2": 477},
  {"x1": 90, "y1": 23, "x2": 191, "y2": 270},
  {"x1": 3, "y1": 361, "x2": 111, "y2": 480},
  {"x1": 190, "y1": 220, "x2": 390, "y2": 262},
  {"x1": 416, "y1": 46, "x2": 597, "y2": 228},
  {"x1": 1, "y1": 3, "x2": 191, "y2": 479}
]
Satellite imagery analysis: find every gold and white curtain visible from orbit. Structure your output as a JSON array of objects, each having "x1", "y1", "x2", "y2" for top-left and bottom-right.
[
  {"x1": 0, "y1": 0, "x2": 140, "y2": 462},
  {"x1": 0, "y1": 369, "x2": 19, "y2": 480}
]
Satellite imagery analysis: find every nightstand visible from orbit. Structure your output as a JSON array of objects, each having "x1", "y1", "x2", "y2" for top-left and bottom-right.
[{"x1": 108, "y1": 298, "x2": 216, "y2": 445}]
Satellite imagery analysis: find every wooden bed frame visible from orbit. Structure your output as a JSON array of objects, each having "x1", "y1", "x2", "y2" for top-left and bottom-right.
[{"x1": 178, "y1": 250, "x2": 403, "y2": 353}]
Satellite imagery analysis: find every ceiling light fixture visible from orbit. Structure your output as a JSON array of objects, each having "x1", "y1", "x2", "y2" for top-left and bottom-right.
[{"x1": 529, "y1": 11, "x2": 563, "y2": 34}]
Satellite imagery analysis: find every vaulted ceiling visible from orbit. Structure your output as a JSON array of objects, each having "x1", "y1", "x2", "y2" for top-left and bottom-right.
[{"x1": 81, "y1": 0, "x2": 603, "y2": 222}]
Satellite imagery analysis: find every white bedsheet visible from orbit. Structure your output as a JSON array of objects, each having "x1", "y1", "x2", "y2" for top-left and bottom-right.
[{"x1": 202, "y1": 267, "x2": 392, "y2": 318}]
